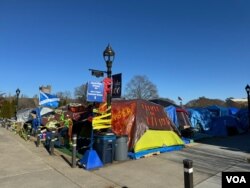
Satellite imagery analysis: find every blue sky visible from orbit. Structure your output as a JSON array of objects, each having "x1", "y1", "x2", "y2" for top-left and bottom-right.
[{"x1": 1, "y1": 0, "x2": 250, "y2": 104}]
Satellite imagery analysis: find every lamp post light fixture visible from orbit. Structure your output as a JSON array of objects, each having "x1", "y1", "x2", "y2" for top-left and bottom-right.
[
  {"x1": 15, "y1": 88, "x2": 21, "y2": 119},
  {"x1": 103, "y1": 44, "x2": 115, "y2": 108},
  {"x1": 245, "y1": 84, "x2": 250, "y2": 129}
]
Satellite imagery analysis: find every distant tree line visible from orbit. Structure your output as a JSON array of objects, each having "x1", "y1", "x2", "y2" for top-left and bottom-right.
[
  {"x1": 0, "y1": 75, "x2": 247, "y2": 118},
  {"x1": 185, "y1": 97, "x2": 247, "y2": 109}
]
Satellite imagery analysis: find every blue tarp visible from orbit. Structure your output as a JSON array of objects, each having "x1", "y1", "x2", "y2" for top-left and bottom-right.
[
  {"x1": 164, "y1": 105, "x2": 192, "y2": 129},
  {"x1": 228, "y1": 107, "x2": 239, "y2": 115},
  {"x1": 206, "y1": 105, "x2": 229, "y2": 118},
  {"x1": 187, "y1": 108, "x2": 211, "y2": 131},
  {"x1": 206, "y1": 116, "x2": 240, "y2": 137},
  {"x1": 236, "y1": 108, "x2": 249, "y2": 131},
  {"x1": 188, "y1": 106, "x2": 247, "y2": 136},
  {"x1": 165, "y1": 105, "x2": 178, "y2": 128}
]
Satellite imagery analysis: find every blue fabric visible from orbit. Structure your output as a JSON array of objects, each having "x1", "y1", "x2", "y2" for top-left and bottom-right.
[
  {"x1": 32, "y1": 107, "x2": 41, "y2": 131},
  {"x1": 187, "y1": 108, "x2": 212, "y2": 131},
  {"x1": 228, "y1": 107, "x2": 239, "y2": 115},
  {"x1": 39, "y1": 91, "x2": 59, "y2": 108},
  {"x1": 128, "y1": 145, "x2": 183, "y2": 159},
  {"x1": 206, "y1": 116, "x2": 240, "y2": 136},
  {"x1": 236, "y1": 108, "x2": 249, "y2": 131},
  {"x1": 164, "y1": 105, "x2": 178, "y2": 128},
  {"x1": 206, "y1": 105, "x2": 229, "y2": 118}
]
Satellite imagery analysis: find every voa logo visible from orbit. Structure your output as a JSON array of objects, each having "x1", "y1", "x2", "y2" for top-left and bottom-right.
[{"x1": 226, "y1": 176, "x2": 246, "y2": 184}]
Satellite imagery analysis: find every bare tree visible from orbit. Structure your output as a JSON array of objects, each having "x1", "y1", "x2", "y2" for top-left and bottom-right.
[
  {"x1": 74, "y1": 83, "x2": 88, "y2": 103},
  {"x1": 56, "y1": 91, "x2": 72, "y2": 106},
  {"x1": 56, "y1": 91, "x2": 72, "y2": 99},
  {"x1": 0, "y1": 91, "x2": 5, "y2": 109},
  {"x1": 125, "y1": 75, "x2": 159, "y2": 100}
]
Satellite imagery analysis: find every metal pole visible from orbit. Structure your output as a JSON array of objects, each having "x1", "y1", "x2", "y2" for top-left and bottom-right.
[
  {"x1": 16, "y1": 95, "x2": 18, "y2": 120},
  {"x1": 106, "y1": 61, "x2": 112, "y2": 108},
  {"x1": 72, "y1": 134, "x2": 77, "y2": 168},
  {"x1": 50, "y1": 130, "x2": 56, "y2": 155},
  {"x1": 183, "y1": 159, "x2": 193, "y2": 188},
  {"x1": 15, "y1": 90, "x2": 20, "y2": 120},
  {"x1": 248, "y1": 93, "x2": 250, "y2": 130}
]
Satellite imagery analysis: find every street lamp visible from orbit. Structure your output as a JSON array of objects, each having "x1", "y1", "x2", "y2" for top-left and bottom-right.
[
  {"x1": 245, "y1": 84, "x2": 250, "y2": 129},
  {"x1": 103, "y1": 44, "x2": 115, "y2": 108},
  {"x1": 15, "y1": 88, "x2": 20, "y2": 119}
]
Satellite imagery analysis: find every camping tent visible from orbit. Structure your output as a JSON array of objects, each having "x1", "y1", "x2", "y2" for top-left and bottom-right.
[
  {"x1": 165, "y1": 105, "x2": 194, "y2": 137},
  {"x1": 236, "y1": 108, "x2": 249, "y2": 131},
  {"x1": 206, "y1": 116, "x2": 241, "y2": 136},
  {"x1": 111, "y1": 99, "x2": 184, "y2": 152},
  {"x1": 206, "y1": 105, "x2": 229, "y2": 118},
  {"x1": 164, "y1": 105, "x2": 191, "y2": 130}
]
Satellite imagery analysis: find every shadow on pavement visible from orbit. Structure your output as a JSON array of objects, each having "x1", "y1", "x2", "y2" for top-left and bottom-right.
[{"x1": 195, "y1": 131, "x2": 250, "y2": 154}]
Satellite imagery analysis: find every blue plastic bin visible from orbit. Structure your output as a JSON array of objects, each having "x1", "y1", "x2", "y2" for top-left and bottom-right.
[{"x1": 93, "y1": 134, "x2": 116, "y2": 164}]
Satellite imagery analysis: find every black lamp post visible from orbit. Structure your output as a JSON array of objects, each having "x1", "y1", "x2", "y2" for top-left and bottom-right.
[
  {"x1": 245, "y1": 84, "x2": 250, "y2": 129},
  {"x1": 15, "y1": 88, "x2": 20, "y2": 119},
  {"x1": 103, "y1": 44, "x2": 115, "y2": 108}
]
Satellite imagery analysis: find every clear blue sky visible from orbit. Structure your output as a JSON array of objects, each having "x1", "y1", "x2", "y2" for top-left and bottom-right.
[{"x1": 1, "y1": 0, "x2": 250, "y2": 104}]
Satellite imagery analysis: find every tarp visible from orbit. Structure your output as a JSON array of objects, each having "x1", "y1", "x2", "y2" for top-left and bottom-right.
[
  {"x1": 236, "y1": 108, "x2": 249, "y2": 131},
  {"x1": 40, "y1": 107, "x2": 54, "y2": 116},
  {"x1": 187, "y1": 108, "x2": 212, "y2": 131},
  {"x1": 16, "y1": 108, "x2": 33, "y2": 123},
  {"x1": 228, "y1": 107, "x2": 239, "y2": 115},
  {"x1": 165, "y1": 106, "x2": 191, "y2": 130},
  {"x1": 164, "y1": 105, "x2": 178, "y2": 128},
  {"x1": 111, "y1": 99, "x2": 182, "y2": 151},
  {"x1": 206, "y1": 105, "x2": 229, "y2": 118},
  {"x1": 206, "y1": 116, "x2": 241, "y2": 136},
  {"x1": 188, "y1": 107, "x2": 247, "y2": 136}
]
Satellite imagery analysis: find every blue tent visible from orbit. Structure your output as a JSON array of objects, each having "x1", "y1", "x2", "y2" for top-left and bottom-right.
[
  {"x1": 228, "y1": 107, "x2": 239, "y2": 116},
  {"x1": 206, "y1": 116, "x2": 241, "y2": 137},
  {"x1": 236, "y1": 108, "x2": 249, "y2": 131},
  {"x1": 165, "y1": 105, "x2": 191, "y2": 130},
  {"x1": 188, "y1": 106, "x2": 246, "y2": 137},
  {"x1": 206, "y1": 105, "x2": 229, "y2": 118}
]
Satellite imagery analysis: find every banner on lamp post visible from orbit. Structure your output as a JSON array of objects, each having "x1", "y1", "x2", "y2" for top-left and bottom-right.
[
  {"x1": 87, "y1": 81, "x2": 104, "y2": 102},
  {"x1": 112, "y1": 73, "x2": 122, "y2": 98}
]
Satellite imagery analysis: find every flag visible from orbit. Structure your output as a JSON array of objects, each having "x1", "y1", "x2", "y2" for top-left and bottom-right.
[
  {"x1": 39, "y1": 91, "x2": 60, "y2": 108},
  {"x1": 178, "y1": 96, "x2": 183, "y2": 101}
]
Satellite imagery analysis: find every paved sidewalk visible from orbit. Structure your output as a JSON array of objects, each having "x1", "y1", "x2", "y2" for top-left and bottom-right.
[
  {"x1": 0, "y1": 128, "x2": 119, "y2": 188},
  {"x1": 1, "y1": 127, "x2": 250, "y2": 188}
]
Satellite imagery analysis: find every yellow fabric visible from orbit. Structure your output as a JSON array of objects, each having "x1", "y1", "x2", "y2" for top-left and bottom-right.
[
  {"x1": 92, "y1": 112, "x2": 111, "y2": 130},
  {"x1": 134, "y1": 130, "x2": 184, "y2": 152}
]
